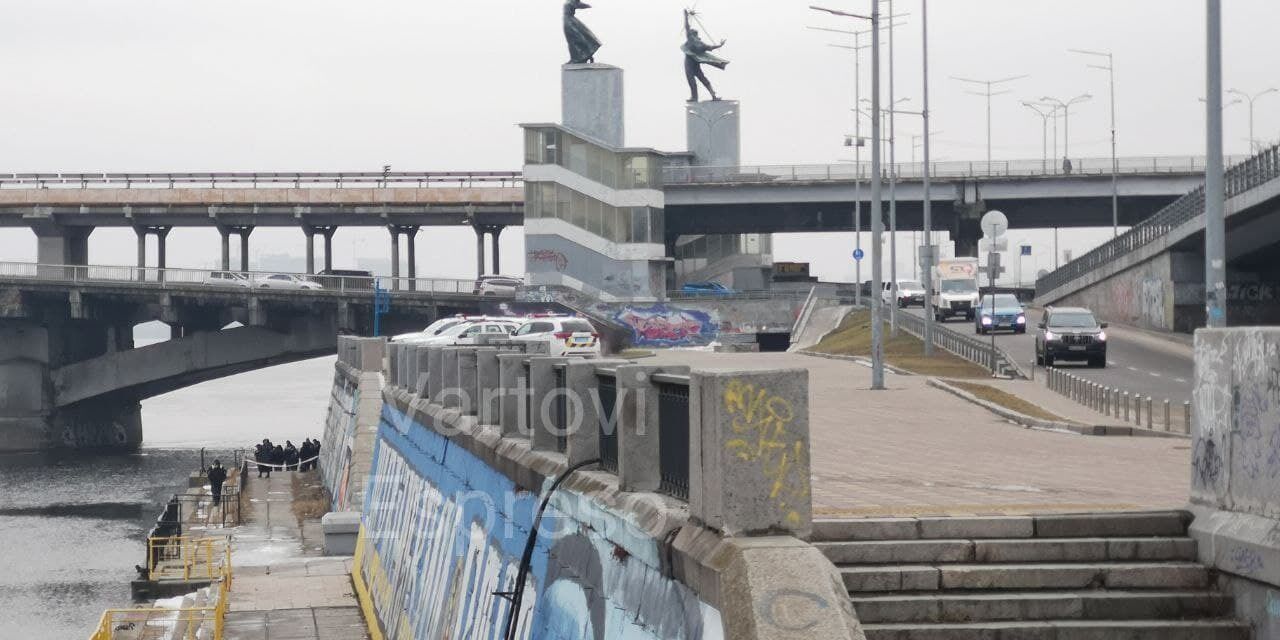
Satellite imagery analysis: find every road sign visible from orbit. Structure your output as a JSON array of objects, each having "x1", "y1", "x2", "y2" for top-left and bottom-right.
[
  {"x1": 980, "y1": 210, "x2": 1009, "y2": 238},
  {"x1": 979, "y1": 237, "x2": 1008, "y2": 253},
  {"x1": 1020, "y1": 245, "x2": 1032, "y2": 256},
  {"x1": 853, "y1": 248, "x2": 865, "y2": 261}
]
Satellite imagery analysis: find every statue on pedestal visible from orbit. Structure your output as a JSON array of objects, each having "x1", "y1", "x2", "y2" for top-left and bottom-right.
[
  {"x1": 682, "y1": 9, "x2": 729, "y2": 102},
  {"x1": 563, "y1": 1, "x2": 602, "y2": 64}
]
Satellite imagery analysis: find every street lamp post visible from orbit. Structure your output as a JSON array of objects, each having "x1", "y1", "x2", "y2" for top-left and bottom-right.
[
  {"x1": 812, "y1": 3, "x2": 886, "y2": 389},
  {"x1": 1228, "y1": 88, "x2": 1279, "y2": 154},
  {"x1": 952, "y1": 75, "x2": 1029, "y2": 171},
  {"x1": 1070, "y1": 48, "x2": 1119, "y2": 236},
  {"x1": 1022, "y1": 102, "x2": 1054, "y2": 174},
  {"x1": 919, "y1": 0, "x2": 934, "y2": 356},
  {"x1": 1041, "y1": 94, "x2": 1092, "y2": 170},
  {"x1": 1205, "y1": 0, "x2": 1226, "y2": 328}
]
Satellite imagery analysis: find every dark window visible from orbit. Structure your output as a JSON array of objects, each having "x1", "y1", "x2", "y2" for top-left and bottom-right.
[{"x1": 561, "y1": 320, "x2": 594, "y2": 333}]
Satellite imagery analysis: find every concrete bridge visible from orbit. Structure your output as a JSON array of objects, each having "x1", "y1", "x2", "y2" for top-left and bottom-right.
[
  {"x1": 1036, "y1": 145, "x2": 1280, "y2": 332},
  {"x1": 0, "y1": 261, "x2": 513, "y2": 451}
]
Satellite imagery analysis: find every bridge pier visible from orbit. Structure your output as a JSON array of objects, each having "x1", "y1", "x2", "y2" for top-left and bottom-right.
[
  {"x1": 134, "y1": 226, "x2": 172, "y2": 281},
  {"x1": 472, "y1": 224, "x2": 504, "y2": 277},
  {"x1": 302, "y1": 225, "x2": 338, "y2": 275},
  {"x1": 217, "y1": 225, "x2": 254, "y2": 272},
  {"x1": 388, "y1": 225, "x2": 419, "y2": 291},
  {"x1": 31, "y1": 222, "x2": 92, "y2": 280}
]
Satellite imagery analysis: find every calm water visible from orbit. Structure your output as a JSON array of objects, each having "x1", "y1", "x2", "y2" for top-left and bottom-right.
[{"x1": 0, "y1": 354, "x2": 335, "y2": 639}]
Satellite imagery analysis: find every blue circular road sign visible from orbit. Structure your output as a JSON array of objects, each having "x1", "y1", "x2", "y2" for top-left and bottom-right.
[{"x1": 853, "y1": 248, "x2": 865, "y2": 261}]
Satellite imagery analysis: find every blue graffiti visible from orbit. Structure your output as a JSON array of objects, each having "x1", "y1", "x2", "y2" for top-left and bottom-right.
[{"x1": 614, "y1": 304, "x2": 718, "y2": 347}]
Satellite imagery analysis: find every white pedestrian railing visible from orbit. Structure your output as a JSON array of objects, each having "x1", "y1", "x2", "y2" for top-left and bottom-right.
[
  {"x1": 0, "y1": 170, "x2": 522, "y2": 190},
  {"x1": 0, "y1": 261, "x2": 488, "y2": 297}
]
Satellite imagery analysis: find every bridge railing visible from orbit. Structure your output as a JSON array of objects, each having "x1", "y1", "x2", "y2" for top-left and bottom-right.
[
  {"x1": 662, "y1": 155, "x2": 1247, "y2": 185},
  {"x1": 0, "y1": 170, "x2": 523, "y2": 190},
  {"x1": 1036, "y1": 144, "x2": 1280, "y2": 297},
  {"x1": 0, "y1": 261, "x2": 483, "y2": 296}
]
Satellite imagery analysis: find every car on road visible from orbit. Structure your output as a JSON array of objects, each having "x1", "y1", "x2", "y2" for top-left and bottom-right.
[
  {"x1": 316, "y1": 269, "x2": 374, "y2": 291},
  {"x1": 474, "y1": 275, "x2": 523, "y2": 296},
  {"x1": 510, "y1": 316, "x2": 601, "y2": 357},
  {"x1": 254, "y1": 274, "x2": 323, "y2": 290},
  {"x1": 391, "y1": 315, "x2": 487, "y2": 343},
  {"x1": 204, "y1": 271, "x2": 250, "y2": 288},
  {"x1": 410, "y1": 319, "x2": 520, "y2": 346},
  {"x1": 1035, "y1": 306, "x2": 1108, "y2": 368},
  {"x1": 884, "y1": 279, "x2": 926, "y2": 308},
  {"x1": 975, "y1": 294, "x2": 1027, "y2": 335}
]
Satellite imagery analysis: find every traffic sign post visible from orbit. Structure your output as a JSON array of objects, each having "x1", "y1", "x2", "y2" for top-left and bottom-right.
[
  {"x1": 853, "y1": 248, "x2": 865, "y2": 261},
  {"x1": 980, "y1": 211, "x2": 1008, "y2": 377}
]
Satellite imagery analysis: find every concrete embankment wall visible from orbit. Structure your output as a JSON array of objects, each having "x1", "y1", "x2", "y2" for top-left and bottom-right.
[
  {"x1": 319, "y1": 337, "x2": 385, "y2": 513},
  {"x1": 1189, "y1": 327, "x2": 1280, "y2": 638},
  {"x1": 347, "y1": 340, "x2": 863, "y2": 640}
]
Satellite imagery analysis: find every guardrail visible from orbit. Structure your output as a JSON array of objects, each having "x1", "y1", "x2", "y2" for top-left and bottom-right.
[
  {"x1": 95, "y1": 537, "x2": 233, "y2": 640},
  {"x1": 662, "y1": 155, "x2": 1247, "y2": 185},
  {"x1": 894, "y1": 309, "x2": 1025, "y2": 378},
  {"x1": 664, "y1": 288, "x2": 816, "y2": 301},
  {"x1": 0, "y1": 170, "x2": 522, "y2": 190},
  {"x1": 0, "y1": 261, "x2": 484, "y2": 296},
  {"x1": 1037, "y1": 144, "x2": 1280, "y2": 297}
]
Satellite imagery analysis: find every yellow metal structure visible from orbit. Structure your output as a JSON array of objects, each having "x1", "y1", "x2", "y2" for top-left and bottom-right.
[
  {"x1": 90, "y1": 537, "x2": 233, "y2": 640},
  {"x1": 147, "y1": 535, "x2": 230, "y2": 582}
]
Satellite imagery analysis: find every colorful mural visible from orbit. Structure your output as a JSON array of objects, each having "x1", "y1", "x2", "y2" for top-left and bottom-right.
[
  {"x1": 614, "y1": 304, "x2": 719, "y2": 347},
  {"x1": 320, "y1": 373, "x2": 359, "y2": 511},
  {"x1": 354, "y1": 404, "x2": 724, "y2": 640}
]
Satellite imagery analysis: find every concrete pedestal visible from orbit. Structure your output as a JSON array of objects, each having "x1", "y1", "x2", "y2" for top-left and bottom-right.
[
  {"x1": 686, "y1": 100, "x2": 741, "y2": 168},
  {"x1": 562, "y1": 64, "x2": 624, "y2": 147}
]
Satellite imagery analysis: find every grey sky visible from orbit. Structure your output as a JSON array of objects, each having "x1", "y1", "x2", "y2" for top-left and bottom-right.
[{"x1": 1, "y1": 0, "x2": 1276, "y2": 282}]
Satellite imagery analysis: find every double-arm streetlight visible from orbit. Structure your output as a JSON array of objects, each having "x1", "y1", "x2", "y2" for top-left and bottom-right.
[
  {"x1": 1228, "y1": 88, "x2": 1278, "y2": 154},
  {"x1": 952, "y1": 75, "x2": 1028, "y2": 171},
  {"x1": 1070, "y1": 48, "x2": 1119, "y2": 236},
  {"x1": 1041, "y1": 94, "x2": 1092, "y2": 169},
  {"x1": 1022, "y1": 102, "x2": 1055, "y2": 174},
  {"x1": 811, "y1": 3, "x2": 887, "y2": 389}
]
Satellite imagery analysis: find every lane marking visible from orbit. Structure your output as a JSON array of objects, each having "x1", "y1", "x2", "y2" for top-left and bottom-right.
[
  {"x1": 1174, "y1": 377, "x2": 1187, "y2": 383},
  {"x1": 1149, "y1": 372, "x2": 1162, "y2": 378}
]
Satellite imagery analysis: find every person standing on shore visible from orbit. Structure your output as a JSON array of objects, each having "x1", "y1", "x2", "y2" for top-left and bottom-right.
[
  {"x1": 207, "y1": 460, "x2": 228, "y2": 507},
  {"x1": 284, "y1": 441, "x2": 299, "y2": 471},
  {"x1": 273, "y1": 443, "x2": 285, "y2": 472},
  {"x1": 256, "y1": 439, "x2": 273, "y2": 478}
]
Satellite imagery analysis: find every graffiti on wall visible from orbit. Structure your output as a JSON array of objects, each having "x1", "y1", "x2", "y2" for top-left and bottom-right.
[
  {"x1": 320, "y1": 375, "x2": 359, "y2": 511},
  {"x1": 722, "y1": 379, "x2": 811, "y2": 528},
  {"x1": 615, "y1": 305, "x2": 719, "y2": 347},
  {"x1": 355, "y1": 405, "x2": 724, "y2": 640},
  {"x1": 527, "y1": 249, "x2": 569, "y2": 272}
]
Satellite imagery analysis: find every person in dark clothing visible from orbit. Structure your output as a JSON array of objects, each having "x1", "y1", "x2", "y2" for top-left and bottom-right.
[
  {"x1": 299, "y1": 439, "x2": 314, "y2": 471},
  {"x1": 273, "y1": 444, "x2": 285, "y2": 472},
  {"x1": 256, "y1": 439, "x2": 273, "y2": 478},
  {"x1": 207, "y1": 460, "x2": 228, "y2": 506},
  {"x1": 284, "y1": 441, "x2": 299, "y2": 471}
]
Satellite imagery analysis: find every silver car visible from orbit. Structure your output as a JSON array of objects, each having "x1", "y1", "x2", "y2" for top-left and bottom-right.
[
  {"x1": 253, "y1": 274, "x2": 322, "y2": 290},
  {"x1": 204, "y1": 271, "x2": 250, "y2": 288}
]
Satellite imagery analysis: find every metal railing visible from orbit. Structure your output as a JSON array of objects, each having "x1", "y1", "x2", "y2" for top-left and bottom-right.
[
  {"x1": 2, "y1": 170, "x2": 522, "y2": 190},
  {"x1": 597, "y1": 372, "x2": 619, "y2": 473},
  {"x1": 147, "y1": 535, "x2": 232, "y2": 582},
  {"x1": 1037, "y1": 144, "x2": 1280, "y2": 296},
  {"x1": 894, "y1": 309, "x2": 1023, "y2": 378},
  {"x1": 665, "y1": 288, "x2": 816, "y2": 301},
  {"x1": 654, "y1": 374, "x2": 691, "y2": 500},
  {"x1": 663, "y1": 155, "x2": 1247, "y2": 185},
  {"x1": 0, "y1": 261, "x2": 485, "y2": 297},
  {"x1": 1045, "y1": 366, "x2": 1191, "y2": 434},
  {"x1": 94, "y1": 540, "x2": 232, "y2": 640}
]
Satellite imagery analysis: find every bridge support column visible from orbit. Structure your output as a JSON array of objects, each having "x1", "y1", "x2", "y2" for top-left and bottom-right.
[
  {"x1": 133, "y1": 226, "x2": 172, "y2": 281},
  {"x1": 32, "y1": 223, "x2": 92, "y2": 280},
  {"x1": 300, "y1": 225, "x2": 339, "y2": 275},
  {"x1": 303, "y1": 227, "x2": 316, "y2": 275},
  {"x1": 489, "y1": 226, "x2": 503, "y2": 274},
  {"x1": 388, "y1": 226, "x2": 401, "y2": 291},
  {"x1": 237, "y1": 227, "x2": 253, "y2": 272},
  {"x1": 217, "y1": 226, "x2": 231, "y2": 271},
  {"x1": 321, "y1": 227, "x2": 336, "y2": 272},
  {"x1": 401, "y1": 226, "x2": 419, "y2": 291},
  {"x1": 474, "y1": 227, "x2": 485, "y2": 278}
]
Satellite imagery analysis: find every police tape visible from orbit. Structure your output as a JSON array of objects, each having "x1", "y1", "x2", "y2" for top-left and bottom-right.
[{"x1": 249, "y1": 455, "x2": 321, "y2": 470}]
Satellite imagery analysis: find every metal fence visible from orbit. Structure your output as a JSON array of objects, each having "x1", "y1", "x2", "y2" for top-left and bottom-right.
[
  {"x1": 1037, "y1": 144, "x2": 1280, "y2": 297},
  {"x1": 0, "y1": 170, "x2": 522, "y2": 190},
  {"x1": 0, "y1": 261, "x2": 482, "y2": 297},
  {"x1": 663, "y1": 155, "x2": 1247, "y2": 185},
  {"x1": 894, "y1": 309, "x2": 1024, "y2": 378},
  {"x1": 654, "y1": 374, "x2": 691, "y2": 500},
  {"x1": 597, "y1": 373, "x2": 619, "y2": 473}
]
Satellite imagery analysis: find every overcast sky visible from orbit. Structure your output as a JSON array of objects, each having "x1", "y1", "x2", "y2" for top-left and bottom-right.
[{"x1": 1, "y1": 0, "x2": 1276, "y2": 283}]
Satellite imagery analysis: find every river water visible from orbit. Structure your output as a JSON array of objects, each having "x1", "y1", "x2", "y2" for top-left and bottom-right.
[{"x1": 0, "y1": 354, "x2": 335, "y2": 639}]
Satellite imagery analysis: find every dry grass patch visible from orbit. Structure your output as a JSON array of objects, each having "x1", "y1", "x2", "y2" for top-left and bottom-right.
[
  {"x1": 290, "y1": 471, "x2": 331, "y2": 524},
  {"x1": 811, "y1": 310, "x2": 991, "y2": 378},
  {"x1": 946, "y1": 380, "x2": 1071, "y2": 423}
]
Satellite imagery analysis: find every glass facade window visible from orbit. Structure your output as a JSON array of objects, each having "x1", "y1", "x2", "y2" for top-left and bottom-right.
[
  {"x1": 524, "y1": 127, "x2": 664, "y2": 190},
  {"x1": 527, "y1": 181, "x2": 663, "y2": 245}
]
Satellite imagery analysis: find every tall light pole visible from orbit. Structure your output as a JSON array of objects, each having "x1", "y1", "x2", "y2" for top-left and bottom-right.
[
  {"x1": 1041, "y1": 94, "x2": 1092, "y2": 167},
  {"x1": 1228, "y1": 88, "x2": 1279, "y2": 154},
  {"x1": 1070, "y1": 49, "x2": 1119, "y2": 236},
  {"x1": 952, "y1": 75, "x2": 1028, "y2": 171},
  {"x1": 812, "y1": 3, "x2": 886, "y2": 389},
  {"x1": 1022, "y1": 102, "x2": 1054, "y2": 174},
  {"x1": 887, "y1": 0, "x2": 899, "y2": 337},
  {"x1": 919, "y1": 0, "x2": 934, "y2": 356},
  {"x1": 1205, "y1": 0, "x2": 1226, "y2": 328}
]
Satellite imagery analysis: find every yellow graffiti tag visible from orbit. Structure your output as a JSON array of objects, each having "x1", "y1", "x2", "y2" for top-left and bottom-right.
[{"x1": 723, "y1": 379, "x2": 810, "y2": 525}]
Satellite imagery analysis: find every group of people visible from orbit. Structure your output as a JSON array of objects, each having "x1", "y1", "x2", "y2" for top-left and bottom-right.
[{"x1": 254, "y1": 438, "x2": 321, "y2": 477}]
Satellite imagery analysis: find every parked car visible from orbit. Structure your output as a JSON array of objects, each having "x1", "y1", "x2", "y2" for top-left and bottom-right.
[
  {"x1": 681, "y1": 282, "x2": 734, "y2": 296},
  {"x1": 391, "y1": 316, "x2": 482, "y2": 343},
  {"x1": 316, "y1": 269, "x2": 374, "y2": 291},
  {"x1": 411, "y1": 319, "x2": 519, "y2": 347},
  {"x1": 1035, "y1": 306, "x2": 1108, "y2": 368},
  {"x1": 204, "y1": 271, "x2": 250, "y2": 288},
  {"x1": 254, "y1": 274, "x2": 323, "y2": 290},
  {"x1": 474, "y1": 275, "x2": 523, "y2": 296},
  {"x1": 884, "y1": 279, "x2": 926, "y2": 308},
  {"x1": 975, "y1": 294, "x2": 1027, "y2": 335},
  {"x1": 510, "y1": 316, "x2": 601, "y2": 357}
]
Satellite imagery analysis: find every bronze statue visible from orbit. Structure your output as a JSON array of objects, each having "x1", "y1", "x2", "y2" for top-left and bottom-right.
[
  {"x1": 682, "y1": 9, "x2": 728, "y2": 102},
  {"x1": 564, "y1": 1, "x2": 601, "y2": 64}
]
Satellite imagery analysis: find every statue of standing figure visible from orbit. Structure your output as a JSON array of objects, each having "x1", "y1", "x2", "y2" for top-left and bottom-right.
[
  {"x1": 682, "y1": 9, "x2": 729, "y2": 102},
  {"x1": 563, "y1": 1, "x2": 602, "y2": 64}
]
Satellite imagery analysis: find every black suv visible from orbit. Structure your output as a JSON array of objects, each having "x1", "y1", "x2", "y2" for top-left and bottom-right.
[{"x1": 1035, "y1": 307, "x2": 1108, "y2": 368}]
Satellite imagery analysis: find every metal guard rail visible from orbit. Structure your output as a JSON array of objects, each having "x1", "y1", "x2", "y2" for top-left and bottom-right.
[
  {"x1": 0, "y1": 170, "x2": 522, "y2": 190},
  {"x1": 894, "y1": 309, "x2": 1025, "y2": 379},
  {"x1": 1037, "y1": 144, "x2": 1280, "y2": 297}
]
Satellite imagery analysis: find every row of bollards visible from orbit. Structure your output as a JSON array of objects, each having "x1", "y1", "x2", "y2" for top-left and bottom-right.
[{"x1": 1044, "y1": 366, "x2": 1190, "y2": 433}]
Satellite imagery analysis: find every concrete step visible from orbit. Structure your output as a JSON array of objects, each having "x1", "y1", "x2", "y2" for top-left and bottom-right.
[
  {"x1": 849, "y1": 590, "x2": 1234, "y2": 624},
  {"x1": 840, "y1": 562, "x2": 1209, "y2": 593},
  {"x1": 817, "y1": 537, "x2": 1197, "y2": 565},
  {"x1": 812, "y1": 512, "x2": 1190, "y2": 543},
  {"x1": 861, "y1": 619, "x2": 1250, "y2": 640}
]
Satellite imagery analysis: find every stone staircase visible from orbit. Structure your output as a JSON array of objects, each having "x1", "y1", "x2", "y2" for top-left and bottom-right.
[{"x1": 813, "y1": 511, "x2": 1251, "y2": 639}]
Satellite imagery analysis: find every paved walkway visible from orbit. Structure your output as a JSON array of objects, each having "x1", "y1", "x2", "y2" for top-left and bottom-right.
[
  {"x1": 648, "y1": 351, "x2": 1191, "y2": 518},
  {"x1": 222, "y1": 473, "x2": 368, "y2": 640}
]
